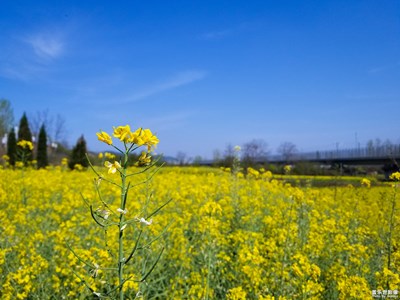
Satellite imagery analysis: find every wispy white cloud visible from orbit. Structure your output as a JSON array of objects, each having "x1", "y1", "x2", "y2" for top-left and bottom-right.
[
  {"x1": 25, "y1": 33, "x2": 64, "y2": 60},
  {"x1": 0, "y1": 63, "x2": 47, "y2": 81},
  {"x1": 0, "y1": 28, "x2": 66, "y2": 80},
  {"x1": 123, "y1": 70, "x2": 207, "y2": 102}
]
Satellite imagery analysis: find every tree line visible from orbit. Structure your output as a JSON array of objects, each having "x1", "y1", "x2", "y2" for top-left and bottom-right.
[
  {"x1": 5, "y1": 112, "x2": 48, "y2": 167},
  {"x1": 2, "y1": 97, "x2": 398, "y2": 173},
  {"x1": 0, "y1": 99, "x2": 88, "y2": 169},
  {"x1": 176, "y1": 140, "x2": 298, "y2": 168}
]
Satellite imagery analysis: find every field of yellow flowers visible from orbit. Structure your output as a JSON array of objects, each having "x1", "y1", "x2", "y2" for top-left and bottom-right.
[{"x1": 0, "y1": 165, "x2": 399, "y2": 299}]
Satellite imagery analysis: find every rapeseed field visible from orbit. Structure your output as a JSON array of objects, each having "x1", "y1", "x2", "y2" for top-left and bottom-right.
[{"x1": 1, "y1": 163, "x2": 399, "y2": 299}]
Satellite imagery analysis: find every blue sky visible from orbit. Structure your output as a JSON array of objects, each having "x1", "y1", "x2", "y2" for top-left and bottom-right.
[{"x1": 1, "y1": 0, "x2": 399, "y2": 158}]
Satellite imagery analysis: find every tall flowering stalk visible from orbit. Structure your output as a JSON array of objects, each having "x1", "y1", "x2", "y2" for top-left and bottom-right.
[
  {"x1": 16, "y1": 140, "x2": 34, "y2": 167},
  {"x1": 15, "y1": 140, "x2": 34, "y2": 205},
  {"x1": 68, "y1": 125, "x2": 169, "y2": 299}
]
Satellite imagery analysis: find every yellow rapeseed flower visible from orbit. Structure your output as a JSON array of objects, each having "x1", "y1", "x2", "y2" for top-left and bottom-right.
[
  {"x1": 361, "y1": 178, "x2": 371, "y2": 188},
  {"x1": 284, "y1": 165, "x2": 292, "y2": 174},
  {"x1": 128, "y1": 128, "x2": 159, "y2": 151},
  {"x1": 390, "y1": 171, "x2": 400, "y2": 181},
  {"x1": 15, "y1": 161, "x2": 24, "y2": 168},
  {"x1": 74, "y1": 164, "x2": 84, "y2": 171},
  {"x1": 104, "y1": 161, "x2": 121, "y2": 174},
  {"x1": 137, "y1": 151, "x2": 151, "y2": 166},
  {"x1": 142, "y1": 128, "x2": 159, "y2": 151},
  {"x1": 61, "y1": 157, "x2": 68, "y2": 166},
  {"x1": 247, "y1": 167, "x2": 260, "y2": 178},
  {"x1": 128, "y1": 127, "x2": 144, "y2": 145},
  {"x1": 226, "y1": 286, "x2": 247, "y2": 300},
  {"x1": 105, "y1": 152, "x2": 116, "y2": 159},
  {"x1": 96, "y1": 131, "x2": 113, "y2": 145},
  {"x1": 113, "y1": 125, "x2": 131, "y2": 142},
  {"x1": 17, "y1": 140, "x2": 34, "y2": 150}
]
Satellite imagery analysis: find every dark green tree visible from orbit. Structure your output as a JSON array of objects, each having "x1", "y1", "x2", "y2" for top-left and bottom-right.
[
  {"x1": 7, "y1": 128, "x2": 17, "y2": 166},
  {"x1": 18, "y1": 112, "x2": 32, "y2": 141},
  {"x1": 37, "y1": 124, "x2": 48, "y2": 168},
  {"x1": 17, "y1": 113, "x2": 33, "y2": 162},
  {"x1": 69, "y1": 135, "x2": 89, "y2": 169}
]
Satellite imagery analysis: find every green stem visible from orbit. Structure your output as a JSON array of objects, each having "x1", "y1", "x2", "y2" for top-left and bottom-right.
[
  {"x1": 386, "y1": 189, "x2": 396, "y2": 289},
  {"x1": 205, "y1": 234, "x2": 212, "y2": 300},
  {"x1": 118, "y1": 149, "x2": 129, "y2": 300},
  {"x1": 86, "y1": 153, "x2": 121, "y2": 188}
]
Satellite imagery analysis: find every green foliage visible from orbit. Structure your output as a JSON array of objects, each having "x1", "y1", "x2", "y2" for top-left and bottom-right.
[
  {"x1": 37, "y1": 124, "x2": 48, "y2": 169},
  {"x1": 291, "y1": 162, "x2": 322, "y2": 176},
  {"x1": 18, "y1": 112, "x2": 32, "y2": 142},
  {"x1": 7, "y1": 128, "x2": 17, "y2": 166},
  {"x1": 68, "y1": 135, "x2": 88, "y2": 169}
]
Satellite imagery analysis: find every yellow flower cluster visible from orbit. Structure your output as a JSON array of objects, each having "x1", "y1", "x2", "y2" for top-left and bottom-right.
[
  {"x1": 247, "y1": 167, "x2": 260, "y2": 177},
  {"x1": 136, "y1": 151, "x2": 152, "y2": 166},
  {"x1": 361, "y1": 178, "x2": 371, "y2": 187},
  {"x1": 61, "y1": 157, "x2": 68, "y2": 165},
  {"x1": 98, "y1": 152, "x2": 116, "y2": 160},
  {"x1": 17, "y1": 140, "x2": 34, "y2": 150},
  {"x1": 284, "y1": 164, "x2": 292, "y2": 174},
  {"x1": 0, "y1": 166, "x2": 398, "y2": 299},
  {"x1": 390, "y1": 171, "x2": 400, "y2": 181},
  {"x1": 97, "y1": 125, "x2": 159, "y2": 151}
]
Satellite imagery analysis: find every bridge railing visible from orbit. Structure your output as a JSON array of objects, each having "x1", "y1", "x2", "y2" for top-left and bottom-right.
[{"x1": 269, "y1": 144, "x2": 400, "y2": 162}]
